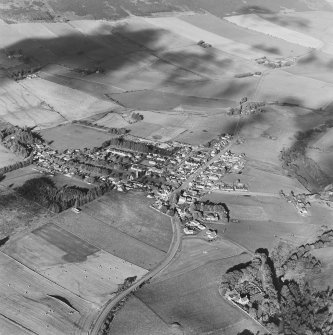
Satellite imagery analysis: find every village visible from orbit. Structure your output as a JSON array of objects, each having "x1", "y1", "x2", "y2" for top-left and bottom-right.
[{"x1": 31, "y1": 129, "x2": 247, "y2": 241}]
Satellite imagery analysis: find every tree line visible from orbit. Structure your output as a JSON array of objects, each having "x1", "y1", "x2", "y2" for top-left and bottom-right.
[{"x1": 72, "y1": 120, "x2": 129, "y2": 135}]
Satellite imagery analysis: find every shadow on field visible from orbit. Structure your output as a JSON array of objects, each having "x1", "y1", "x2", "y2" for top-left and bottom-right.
[{"x1": 0, "y1": 23, "x2": 254, "y2": 102}]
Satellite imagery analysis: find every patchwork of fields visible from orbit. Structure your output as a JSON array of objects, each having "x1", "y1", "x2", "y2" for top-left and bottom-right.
[{"x1": 2, "y1": 6, "x2": 333, "y2": 335}]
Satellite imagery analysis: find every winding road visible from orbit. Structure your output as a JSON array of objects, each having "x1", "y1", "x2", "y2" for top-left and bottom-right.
[{"x1": 88, "y1": 216, "x2": 182, "y2": 335}]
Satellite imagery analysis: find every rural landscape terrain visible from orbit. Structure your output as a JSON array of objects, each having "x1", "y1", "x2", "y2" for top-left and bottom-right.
[{"x1": 1, "y1": 0, "x2": 333, "y2": 334}]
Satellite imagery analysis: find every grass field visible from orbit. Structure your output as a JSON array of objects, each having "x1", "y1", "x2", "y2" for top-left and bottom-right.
[
  {"x1": 135, "y1": 253, "x2": 266, "y2": 335},
  {"x1": 3, "y1": 222, "x2": 148, "y2": 305},
  {"x1": 40, "y1": 123, "x2": 113, "y2": 150},
  {"x1": 54, "y1": 210, "x2": 166, "y2": 270},
  {"x1": 84, "y1": 191, "x2": 173, "y2": 252}
]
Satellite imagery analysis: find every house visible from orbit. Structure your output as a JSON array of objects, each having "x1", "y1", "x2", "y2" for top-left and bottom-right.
[
  {"x1": 183, "y1": 227, "x2": 194, "y2": 235},
  {"x1": 71, "y1": 207, "x2": 81, "y2": 214}
]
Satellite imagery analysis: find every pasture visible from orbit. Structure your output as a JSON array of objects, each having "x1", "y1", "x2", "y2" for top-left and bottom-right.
[
  {"x1": 40, "y1": 123, "x2": 113, "y2": 151},
  {"x1": 3, "y1": 222, "x2": 148, "y2": 305}
]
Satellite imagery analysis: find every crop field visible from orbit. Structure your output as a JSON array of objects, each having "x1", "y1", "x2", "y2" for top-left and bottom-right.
[
  {"x1": 54, "y1": 210, "x2": 166, "y2": 270},
  {"x1": 0, "y1": 188, "x2": 51, "y2": 238},
  {"x1": 0, "y1": 252, "x2": 98, "y2": 335},
  {"x1": 93, "y1": 112, "x2": 129, "y2": 128},
  {"x1": 40, "y1": 123, "x2": 113, "y2": 151},
  {"x1": 225, "y1": 14, "x2": 323, "y2": 49},
  {"x1": 135, "y1": 253, "x2": 266, "y2": 335},
  {"x1": 3, "y1": 222, "x2": 148, "y2": 305},
  {"x1": 126, "y1": 121, "x2": 162, "y2": 139},
  {"x1": 84, "y1": 191, "x2": 173, "y2": 252},
  {"x1": 0, "y1": 144, "x2": 21, "y2": 168}
]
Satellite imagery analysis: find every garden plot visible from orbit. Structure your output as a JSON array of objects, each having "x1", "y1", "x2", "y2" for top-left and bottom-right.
[{"x1": 3, "y1": 223, "x2": 147, "y2": 306}]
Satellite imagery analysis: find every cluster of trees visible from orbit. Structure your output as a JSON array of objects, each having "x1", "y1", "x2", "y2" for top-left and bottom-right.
[
  {"x1": 72, "y1": 120, "x2": 129, "y2": 135},
  {"x1": 193, "y1": 200, "x2": 229, "y2": 216},
  {"x1": 131, "y1": 112, "x2": 144, "y2": 122},
  {"x1": 8, "y1": 66, "x2": 41, "y2": 80},
  {"x1": 102, "y1": 137, "x2": 178, "y2": 156},
  {"x1": 220, "y1": 234, "x2": 333, "y2": 335},
  {"x1": 16, "y1": 177, "x2": 113, "y2": 213},
  {"x1": 228, "y1": 98, "x2": 265, "y2": 116},
  {"x1": 0, "y1": 125, "x2": 42, "y2": 157},
  {"x1": 0, "y1": 156, "x2": 33, "y2": 175}
]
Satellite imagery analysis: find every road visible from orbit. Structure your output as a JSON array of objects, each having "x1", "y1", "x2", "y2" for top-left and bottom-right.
[
  {"x1": 88, "y1": 216, "x2": 182, "y2": 335},
  {"x1": 214, "y1": 189, "x2": 280, "y2": 198}
]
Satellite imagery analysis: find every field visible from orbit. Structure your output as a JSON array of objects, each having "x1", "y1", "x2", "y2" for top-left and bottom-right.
[
  {"x1": 0, "y1": 144, "x2": 21, "y2": 168},
  {"x1": 0, "y1": 252, "x2": 98, "y2": 335},
  {"x1": 309, "y1": 246, "x2": 333, "y2": 290},
  {"x1": 107, "y1": 295, "x2": 171, "y2": 335},
  {"x1": 135, "y1": 252, "x2": 266, "y2": 335},
  {"x1": 83, "y1": 191, "x2": 172, "y2": 253},
  {"x1": 3, "y1": 222, "x2": 148, "y2": 305},
  {"x1": 225, "y1": 14, "x2": 323, "y2": 48},
  {"x1": 40, "y1": 123, "x2": 113, "y2": 151},
  {"x1": 54, "y1": 210, "x2": 167, "y2": 270}
]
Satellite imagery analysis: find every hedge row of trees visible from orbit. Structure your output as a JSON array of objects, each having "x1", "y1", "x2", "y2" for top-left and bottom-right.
[
  {"x1": 72, "y1": 120, "x2": 129, "y2": 135},
  {"x1": 0, "y1": 156, "x2": 33, "y2": 175},
  {"x1": 16, "y1": 177, "x2": 113, "y2": 213},
  {"x1": 102, "y1": 137, "x2": 178, "y2": 156}
]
